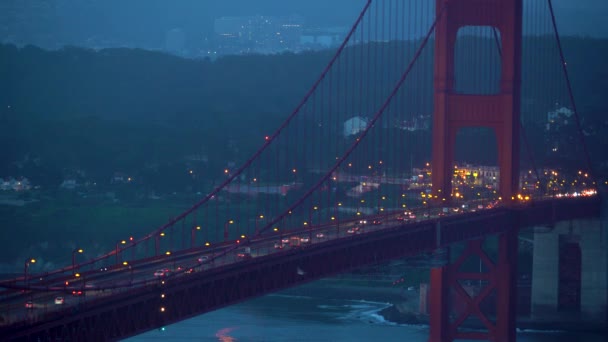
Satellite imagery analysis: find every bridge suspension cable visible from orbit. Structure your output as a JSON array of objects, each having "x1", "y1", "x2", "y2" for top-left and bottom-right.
[
  {"x1": 255, "y1": 2, "x2": 448, "y2": 238},
  {"x1": 546, "y1": 0, "x2": 597, "y2": 187}
]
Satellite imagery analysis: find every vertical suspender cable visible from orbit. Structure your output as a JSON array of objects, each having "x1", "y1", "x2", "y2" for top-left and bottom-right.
[{"x1": 547, "y1": 0, "x2": 596, "y2": 185}]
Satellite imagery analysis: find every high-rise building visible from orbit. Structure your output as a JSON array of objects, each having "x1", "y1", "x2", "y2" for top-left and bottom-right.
[{"x1": 213, "y1": 15, "x2": 304, "y2": 56}]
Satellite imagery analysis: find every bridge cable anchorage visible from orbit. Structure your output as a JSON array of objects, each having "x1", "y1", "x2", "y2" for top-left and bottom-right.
[
  {"x1": 547, "y1": 0, "x2": 597, "y2": 189},
  {"x1": 254, "y1": 2, "x2": 449, "y2": 238}
]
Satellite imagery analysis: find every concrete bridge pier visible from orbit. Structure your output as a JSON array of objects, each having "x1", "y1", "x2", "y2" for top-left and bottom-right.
[{"x1": 531, "y1": 219, "x2": 607, "y2": 326}]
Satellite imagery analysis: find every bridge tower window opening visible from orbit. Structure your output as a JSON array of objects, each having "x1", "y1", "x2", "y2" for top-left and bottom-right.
[
  {"x1": 451, "y1": 127, "x2": 499, "y2": 203},
  {"x1": 454, "y1": 26, "x2": 502, "y2": 95}
]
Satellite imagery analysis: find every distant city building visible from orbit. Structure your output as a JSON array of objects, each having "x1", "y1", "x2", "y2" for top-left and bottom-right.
[
  {"x1": 545, "y1": 104, "x2": 575, "y2": 155},
  {"x1": 214, "y1": 15, "x2": 304, "y2": 55},
  {"x1": 60, "y1": 179, "x2": 78, "y2": 190},
  {"x1": 453, "y1": 164, "x2": 500, "y2": 188},
  {"x1": 546, "y1": 105, "x2": 574, "y2": 130},
  {"x1": 394, "y1": 114, "x2": 431, "y2": 132},
  {"x1": 0, "y1": 177, "x2": 32, "y2": 191},
  {"x1": 111, "y1": 172, "x2": 131, "y2": 184},
  {"x1": 300, "y1": 26, "x2": 349, "y2": 50}
]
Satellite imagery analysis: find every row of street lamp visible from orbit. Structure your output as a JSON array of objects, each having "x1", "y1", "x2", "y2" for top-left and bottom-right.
[
  {"x1": 24, "y1": 247, "x2": 85, "y2": 288},
  {"x1": 20, "y1": 193, "x2": 439, "y2": 287}
]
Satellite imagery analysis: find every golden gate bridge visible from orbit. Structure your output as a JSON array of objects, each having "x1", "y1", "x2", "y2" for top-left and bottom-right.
[{"x1": 0, "y1": 0, "x2": 603, "y2": 341}]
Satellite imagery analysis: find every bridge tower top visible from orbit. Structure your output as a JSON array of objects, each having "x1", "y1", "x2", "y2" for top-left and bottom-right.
[{"x1": 431, "y1": 0, "x2": 523, "y2": 204}]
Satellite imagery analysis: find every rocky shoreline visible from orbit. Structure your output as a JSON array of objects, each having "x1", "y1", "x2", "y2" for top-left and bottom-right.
[{"x1": 279, "y1": 279, "x2": 607, "y2": 333}]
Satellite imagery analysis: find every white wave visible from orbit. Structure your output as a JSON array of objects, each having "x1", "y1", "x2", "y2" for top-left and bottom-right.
[
  {"x1": 517, "y1": 328, "x2": 565, "y2": 333},
  {"x1": 349, "y1": 298, "x2": 393, "y2": 306},
  {"x1": 267, "y1": 293, "x2": 315, "y2": 300},
  {"x1": 317, "y1": 304, "x2": 346, "y2": 310},
  {"x1": 338, "y1": 300, "x2": 393, "y2": 324}
]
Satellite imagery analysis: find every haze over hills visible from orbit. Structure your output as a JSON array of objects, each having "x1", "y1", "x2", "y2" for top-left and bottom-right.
[
  {"x1": 1, "y1": 35, "x2": 607, "y2": 193},
  {"x1": 1, "y1": 0, "x2": 607, "y2": 54}
]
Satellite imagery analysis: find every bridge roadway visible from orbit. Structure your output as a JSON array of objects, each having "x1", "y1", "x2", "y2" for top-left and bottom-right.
[{"x1": 0, "y1": 195, "x2": 600, "y2": 341}]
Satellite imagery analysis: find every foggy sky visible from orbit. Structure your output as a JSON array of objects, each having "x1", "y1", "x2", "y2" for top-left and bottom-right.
[
  {"x1": 3, "y1": 0, "x2": 608, "y2": 49},
  {"x1": 58, "y1": 0, "x2": 608, "y2": 34}
]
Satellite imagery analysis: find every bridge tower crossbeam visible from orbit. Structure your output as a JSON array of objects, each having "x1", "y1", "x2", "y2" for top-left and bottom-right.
[
  {"x1": 429, "y1": 0, "x2": 522, "y2": 340},
  {"x1": 431, "y1": 0, "x2": 522, "y2": 203}
]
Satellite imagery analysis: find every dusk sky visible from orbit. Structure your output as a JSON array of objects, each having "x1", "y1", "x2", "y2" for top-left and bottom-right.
[
  {"x1": 2, "y1": 0, "x2": 607, "y2": 51},
  {"x1": 61, "y1": 0, "x2": 608, "y2": 36}
]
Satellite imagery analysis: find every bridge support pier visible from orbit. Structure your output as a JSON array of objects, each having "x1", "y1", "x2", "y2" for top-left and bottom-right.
[
  {"x1": 531, "y1": 219, "x2": 607, "y2": 324},
  {"x1": 429, "y1": 229, "x2": 518, "y2": 342}
]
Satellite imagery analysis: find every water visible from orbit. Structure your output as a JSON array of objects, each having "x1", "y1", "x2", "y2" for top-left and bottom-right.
[{"x1": 126, "y1": 293, "x2": 606, "y2": 342}]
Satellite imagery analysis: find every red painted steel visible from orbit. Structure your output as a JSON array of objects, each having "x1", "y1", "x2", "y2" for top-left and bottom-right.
[
  {"x1": 430, "y1": 0, "x2": 522, "y2": 339},
  {"x1": 1, "y1": 198, "x2": 599, "y2": 341},
  {"x1": 431, "y1": 0, "x2": 522, "y2": 203},
  {"x1": 429, "y1": 230, "x2": 518, "y2": 342}
]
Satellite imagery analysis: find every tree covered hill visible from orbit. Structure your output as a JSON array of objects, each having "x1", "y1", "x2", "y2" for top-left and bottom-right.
[{"x1": 0, "y1": 36, "x2": 606, "y2": 191}]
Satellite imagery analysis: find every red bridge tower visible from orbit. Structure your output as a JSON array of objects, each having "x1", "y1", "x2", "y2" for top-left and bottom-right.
[{"x1": 429, "y1": 0, "x2": 522, "y2": 341}]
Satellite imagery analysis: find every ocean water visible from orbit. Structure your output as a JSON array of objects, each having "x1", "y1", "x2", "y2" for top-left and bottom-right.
[{"x1": 125, "y1": 293, "x2": 606, "y2": 342}]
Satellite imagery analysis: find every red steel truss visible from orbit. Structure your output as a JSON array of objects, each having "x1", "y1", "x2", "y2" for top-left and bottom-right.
[{"x1": 429, "y1": 229, "x2": 519, "y2": 341}]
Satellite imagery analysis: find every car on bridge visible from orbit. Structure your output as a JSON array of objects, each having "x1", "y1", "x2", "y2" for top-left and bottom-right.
[
  {"x1": 274, "y1": 242, "x2": 284, "y2": 249},
  {"x1": 54, "y1": 297, "x2": 64, "y2": 305},
  {"x1": 197, "y1": 255, "x2": 210, "y2": 263},
  {"x1": 289, "y1": 236, "x2": 301, "y2": 247},
  {"x1": 300, "y1": 236, "x2": 310, "y2": 244},
  {"x1": 154, "y1": 269, "x2": 172, "y2": 277},
  {"x1": 347, "y1": 227, "x2": 361, "y2": 234},
  {"x1": 25, "y1": 301, "x2": 34, "y2": 309},
  {"x1": 237, "y1": 250, "x2": 252, "y2": 259},
  {"x1": 315, "y1": 232, "x2": 325, "y2": 239}
]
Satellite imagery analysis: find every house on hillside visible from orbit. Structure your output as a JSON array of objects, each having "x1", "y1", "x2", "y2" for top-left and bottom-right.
[
  {"x1": 343, "y1": 116, "x2": 368, "y2": 137},
  {"x1": 546, "y1": 106, "x2": 573, "y2": 130}
]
